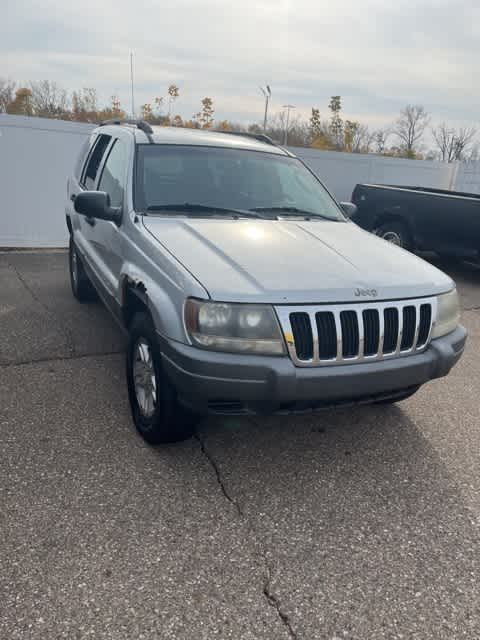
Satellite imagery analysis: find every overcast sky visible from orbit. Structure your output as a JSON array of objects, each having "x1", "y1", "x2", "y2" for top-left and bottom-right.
[{"x1": 3, "y1": 0, "x2": 480, "y2": 130}]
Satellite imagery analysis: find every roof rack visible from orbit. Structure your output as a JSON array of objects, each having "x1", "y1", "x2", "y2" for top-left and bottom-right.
[
  {"x1": 99, "y1": 119, "x2": 154, "y2": 136},
  {"x1": 215, "y1": 130, "x2": 277, "y2": 146}
]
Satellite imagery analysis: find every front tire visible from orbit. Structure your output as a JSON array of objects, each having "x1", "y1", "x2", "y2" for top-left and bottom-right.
[
  {"x1": 69, "y1": 237, "x2": 96, "y2": 302},
  {"x1": 126, "y1": 312, "x2": 197, "y2": 444},
  {"x1": 376, "y1": 220, "x2": 413, "y2": 251}
]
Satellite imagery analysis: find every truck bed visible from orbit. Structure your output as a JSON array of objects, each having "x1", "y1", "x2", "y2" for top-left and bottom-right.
[
  {"x1": 351, "y1": 183, "x2": 480, "y2": 258},
  {"x1": 361, "y1": 183, "x2": 480, "y2": 201}
]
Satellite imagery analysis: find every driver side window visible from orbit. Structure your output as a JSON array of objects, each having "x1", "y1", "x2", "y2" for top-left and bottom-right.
[{"x1": 97, "y1": 139, "x2": 127, "y2": 208}]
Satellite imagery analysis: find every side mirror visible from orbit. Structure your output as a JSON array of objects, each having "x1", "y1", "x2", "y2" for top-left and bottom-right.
[
  {"x1": 74, "y1": 191, "x2": 121, "y2": 224},
  {"x1": 340, "y1": 202, "x2": 357, "y2": 219}
]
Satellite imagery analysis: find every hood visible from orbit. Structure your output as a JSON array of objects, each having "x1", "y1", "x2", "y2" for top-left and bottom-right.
[{"x1": 142, "y1": 218, "x2": 454, "y2": 303}]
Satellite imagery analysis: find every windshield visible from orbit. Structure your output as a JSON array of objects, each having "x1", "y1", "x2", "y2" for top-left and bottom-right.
[{"x1": 135, "y1": 144, "x2": 345, "y2": 221}]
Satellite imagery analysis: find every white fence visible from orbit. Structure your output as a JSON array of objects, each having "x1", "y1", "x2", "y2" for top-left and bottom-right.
[
  {"x1": 288, "y1": 147, "x2": 457, "y2": 201},
  {"x1": 0, "y1": 115, "x2": 93, "y2": 248},
  {"x1": 454, "y1": 163, "x2": 480, "y2": 195},
  {"x1": 0, "y1": 114, "x2": 478, "y2": 248}
]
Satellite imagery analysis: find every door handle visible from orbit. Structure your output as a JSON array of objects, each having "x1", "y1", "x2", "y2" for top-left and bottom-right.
[{"x1": 85, "y1": 217, "x2": 96, "y2": 227}]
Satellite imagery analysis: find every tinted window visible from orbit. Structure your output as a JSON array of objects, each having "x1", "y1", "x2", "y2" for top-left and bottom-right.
[
  {"x1": 98, "y1": 139, "x2": 127, "y2": 208},
  {"x1": 82, "y1": 134, "x2": 111, "y2": 189},
  {"x1": 135, "y1": 145, "x2": 344, "y2": 220}
]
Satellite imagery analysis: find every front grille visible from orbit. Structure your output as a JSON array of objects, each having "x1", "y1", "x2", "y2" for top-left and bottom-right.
[
  {"x1": 316, "y1": 312, "x2": 337, "y2": 359},
  {"x1": 401, "y1": 306, "x2": 416, "y2": 350},
  {"x1": 417, "y1": 304, "x2": 432, "y2": 347},
  {"x1": 275, "y1": 298, "x2": 436, "y2": 367},
  {"x1": 289, "y1": 313, "x2": 313, "y2": 360},
  {"x1": 340, "y1": 310, "x2": 359, "y2": 358},
  {"x1": 383, "y1": 308, "x2": 399, "y2": 353},
  {"x1": 363, "y1": 309, "x2": 380, "y2": 356}
]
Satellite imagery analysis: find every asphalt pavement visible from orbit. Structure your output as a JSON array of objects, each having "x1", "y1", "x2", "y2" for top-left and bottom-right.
[{"x1": 1, "y1": 251, "x2": 479, "y2": 639}]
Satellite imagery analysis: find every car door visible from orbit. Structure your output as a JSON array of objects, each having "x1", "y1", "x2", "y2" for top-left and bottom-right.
[
  {"x1": 90, "y1": 137, "x2": 129, "y2": 306},
  {"x1": 71, "y1": 133, "x2": 112, "y2": 275}
]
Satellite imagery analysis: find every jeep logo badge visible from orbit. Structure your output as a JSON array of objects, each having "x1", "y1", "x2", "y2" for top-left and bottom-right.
[{"x1": 354, "y1": 288, "x2": 378, "y2": 297}]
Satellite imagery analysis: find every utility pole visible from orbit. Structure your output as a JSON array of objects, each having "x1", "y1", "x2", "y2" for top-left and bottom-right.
[
  {"x1": 282, "y1": 104, "x2": 295, "y2": 145},
  {"x1": 130, "y1": 52, "x2": 135, "y2": 118},
  {"x1": 259, "y1": 85, "x2": 271, "y2": 132}
]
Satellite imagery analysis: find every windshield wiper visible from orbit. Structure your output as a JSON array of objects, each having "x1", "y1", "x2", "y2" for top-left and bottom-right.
[
  {"x1": 249, "y1": 206, "x2": 336, "y2": 221},
  {"x1": 146, "y1": 203, "x2": 268, "y2": 219}
]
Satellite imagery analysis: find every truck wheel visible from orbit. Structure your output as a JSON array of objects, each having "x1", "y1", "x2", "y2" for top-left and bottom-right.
[
  {"x1": 376, "y1": 221, "x2": 412, "y2": 251},
  {"x1": 126, "y1": 312, "x2": 197, "y2": 444},
  {"x1": 69, "y1": 237, "x2": 96, "y2": 302},
  {"x1": 375, "y1": 385, "x2": 420, "y2": 405}
]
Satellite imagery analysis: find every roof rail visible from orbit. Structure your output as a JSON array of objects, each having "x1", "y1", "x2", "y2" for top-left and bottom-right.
[
  {"x1": 99, "y1": 118, "x2": 154, "y2": 135},
  {"x1": 215, "y1": 130, "x2": 276, "y2": 146}
]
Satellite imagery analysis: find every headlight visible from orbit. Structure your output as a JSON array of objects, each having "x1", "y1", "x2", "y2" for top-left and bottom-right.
[
  {"x1": 185, "y1": 299, "x2": 285, "y2": 355},
  {"x1": 432, "y1": 289, "x2": 460, "y2": 339}
]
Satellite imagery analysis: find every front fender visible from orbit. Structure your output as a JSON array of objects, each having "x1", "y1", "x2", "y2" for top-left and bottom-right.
[{"x1": 118, "y1": 264, "x2": 194, "y2": 343}]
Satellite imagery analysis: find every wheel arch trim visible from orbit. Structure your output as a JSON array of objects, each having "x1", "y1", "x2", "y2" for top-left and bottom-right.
[{"x1": 119, "y1": 267, "x2": 187, "y2": 342}]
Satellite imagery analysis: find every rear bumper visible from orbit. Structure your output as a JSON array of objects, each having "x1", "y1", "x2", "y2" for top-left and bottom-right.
[{"x1": 159, "y1": 325, "x2": 467, "y2": 415}]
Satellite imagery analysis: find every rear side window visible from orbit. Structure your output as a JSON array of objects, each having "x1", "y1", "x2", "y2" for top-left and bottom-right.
[
  {"x1": 74, "y1": 138, "x2": 92, "y2": 181},
  {"x1": 81, "y1": 134, "x2": 111, "y2": 189},
  {"x1": 98, "y1": 140, "x2": 127, "y2": 208}
]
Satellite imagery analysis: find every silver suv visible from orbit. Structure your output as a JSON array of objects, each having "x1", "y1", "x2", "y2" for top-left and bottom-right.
[{"x1": 66, "y1": 120, "x2": 466, "y2": 443}]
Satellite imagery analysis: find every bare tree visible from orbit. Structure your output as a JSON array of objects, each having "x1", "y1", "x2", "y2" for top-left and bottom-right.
[
  {"x1": 344, "y1": 121, "x2": 374, "y2": 153},
  {"x1": 328, "y1": 95, "x2": 343, "y2": 149},
  {"x1": 356, "y1": 125, "x2": 375, "y2": 153},
  {"x1": 71, "y1": 88, "x2": 99, "y2": 122},
  {"x1": 167, "y1": 84, "x2": 179, "y2": 117},
  {"x1": 432, "y1": 122, "x2": 477, "y2": 162},
  {"x1": 263, "y1": 112, "x2": 287, "y2": 144},
  {"x1": 200, "y1": 96, "x2": 214, "y2": 128},
  {"x1": 0, "y1": 78, "x2": 15, "y2": 113},
  {"x1": 141, "y1": 103, "x2": 153, "y2": 121},
  {"x1": 449, "y1": 127, "x2": 476, "y2": 161},
  {"x1": 374, "y1": 129, "x2": 391, "y2": 154},
  {"x1": 343, "y1": 120, "x2": 358, "y2": 152},
  {"x1": 432, "y1": 123, "x2": 452, "y2": 162},
  {"x1": 264, "y1": 112, "x2": 310, "y2": 147},
  {"x1": 309, "y1": 108, "x2": 322, "y2": 142},
  {"x1": 394, "y1": 104, "x2": 429, "y2": 157},
  {"x1": 29, "y1": 80, "x2": 69, "y2": 118},
  {"x1": 464, "y1": 142, "x2": 480, "y2": 163},
  {"x1": 286, "y1": 117, "x2": 310, "y2": 147}
]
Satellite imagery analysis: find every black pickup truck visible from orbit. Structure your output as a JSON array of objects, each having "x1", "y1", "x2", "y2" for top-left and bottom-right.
[{"x1": 351, "y1": 183, "x2": 480, "y2": 259}]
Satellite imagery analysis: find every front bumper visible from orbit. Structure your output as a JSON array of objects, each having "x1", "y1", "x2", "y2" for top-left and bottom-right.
[{"x1": 159, "y1": 325, "x2": 467, "y2": 415}]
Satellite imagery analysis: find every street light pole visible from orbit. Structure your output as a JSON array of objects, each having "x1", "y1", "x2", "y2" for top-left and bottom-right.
[
  {"x1": 130, "y1": 52, "x2": 135, "y2": 118},
  {"x1": 260, "y1": 85, "x2": 271, "y2": 132},
  {"x1": 282, "y1": 104, "x2": 295, "y2": 145}
]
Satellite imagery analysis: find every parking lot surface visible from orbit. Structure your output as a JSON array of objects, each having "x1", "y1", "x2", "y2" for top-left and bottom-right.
[{"x1": 1, "y1": 251, "x2": 479, "y2": 639}]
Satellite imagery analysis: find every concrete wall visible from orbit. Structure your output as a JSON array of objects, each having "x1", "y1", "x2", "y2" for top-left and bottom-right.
[
  {"x1": 288, "y1": 147, "x2": 457, "y2": 201},
  {"x1": 0, "y1": 114, "x2": 478, "y2": 248},
  {"x1": 0, "y1": 115, "x2": 94, "y2": 248}
]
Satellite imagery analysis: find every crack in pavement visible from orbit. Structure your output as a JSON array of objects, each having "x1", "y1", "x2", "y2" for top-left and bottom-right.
[
  {"x1": 0, "y1": 350, "x2": 124, "y2": 369},
  {"x1": 263, "y1": 566, "x2": 299, "y2": 640},
  {"x1": 7, "y1": 260, "x2": 77, "y2": 357},
  {"x1": 194, "y1": 431, "x2": 299, "y2": 640},
  {"x1": 194, "y1": 432, "x2": 242, "y2": 518}
]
